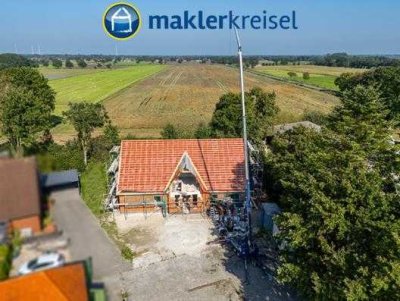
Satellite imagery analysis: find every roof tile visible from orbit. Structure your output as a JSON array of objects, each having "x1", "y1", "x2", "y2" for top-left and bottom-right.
[{"x1": 118, "y1": 139, "x2": 245, "y2": 193}]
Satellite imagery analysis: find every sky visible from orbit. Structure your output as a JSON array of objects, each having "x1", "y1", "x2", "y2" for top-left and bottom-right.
[{"x1": 0, "y1": 0, "x2": 399, "y2": 55}]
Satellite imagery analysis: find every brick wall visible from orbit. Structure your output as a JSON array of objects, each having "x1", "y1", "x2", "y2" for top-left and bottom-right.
[{"x1": 11, "y1": 215, "x2": 41, "y2": 234}]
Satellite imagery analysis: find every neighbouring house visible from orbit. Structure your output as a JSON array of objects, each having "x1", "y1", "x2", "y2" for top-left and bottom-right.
[
  {"x1": 0, "y1": 157, "x2": 42, "y2": 235},
  {"x1": 0, "y1": 261, "x2": 106, "y2": 301},
  {"x1": 116, "y1": 138, "x2": 246, "y2": 214}
]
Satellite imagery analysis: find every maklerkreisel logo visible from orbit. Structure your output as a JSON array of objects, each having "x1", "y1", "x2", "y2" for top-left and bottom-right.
[{"x1": 103, "y1": 2, "x2": 141, "y2": 40}]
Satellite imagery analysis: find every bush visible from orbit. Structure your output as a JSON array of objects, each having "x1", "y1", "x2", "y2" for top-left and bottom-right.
[
  {"x1": 287, "y1": 71, "x2": 297, "y2": 78},
  {"x1": 36, "y1": 141, "x2": 85, "y2": 173},
  {"x1": 302, "y1": 110, "x2": 327, "y2": 125},
  {"x1": 0, "y1": 245, "x2": 12, "y2": 280},
  {"x1": 120, "y1": 245, "x2": 135, "y2": 261},
  {"x1": 77, "y1": 59, "x2": 87, "y2": 68},
  {"x1": 303, "y1": 72, "x2": 310, "y2": 80},
  {"x1": 52, "y1": 59, "x2": 62, "y2": 68},
  {"x1": 161, "y1": 123, "x2": 180, "y2": 139},
  {"x1": 65, "y1": 60, "x2": 74, "y2": 68}
]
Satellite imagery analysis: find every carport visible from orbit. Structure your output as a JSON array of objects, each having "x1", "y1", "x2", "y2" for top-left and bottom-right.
[{"x1": 41, "y1": 170, "x2": 80, "y2": 192}]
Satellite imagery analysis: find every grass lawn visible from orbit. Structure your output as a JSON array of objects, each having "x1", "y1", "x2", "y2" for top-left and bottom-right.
[
  {"x1": 49, "y1": 64, "x2": 166, "y2": 115},
  {"x1": 80, "y1": 162, "x2": 107, "y2": 217},
  {"x1": 80, "y1": 161, "x2": 135, "y2": 261}
]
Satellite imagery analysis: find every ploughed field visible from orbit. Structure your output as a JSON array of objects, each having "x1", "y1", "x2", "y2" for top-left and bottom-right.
[
  {"x1": 104, "y1": 64, "x2": 339, "y2": 137},
  {"x1": 44, "y1": 64, "x2": 339, "y2": 141},
  {"x1": 254, "y1": 64, "x2": 365, "y2": 90}
]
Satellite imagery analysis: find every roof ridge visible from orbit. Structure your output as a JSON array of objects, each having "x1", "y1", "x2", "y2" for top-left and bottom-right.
[{"x1": 40, "y1": 271, "x2": 69, "y2": 301}]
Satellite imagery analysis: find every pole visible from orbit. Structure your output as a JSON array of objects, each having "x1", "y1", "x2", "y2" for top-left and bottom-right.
[{"x1": 234, "y1": 29, "x2": 251, "y2": 215}]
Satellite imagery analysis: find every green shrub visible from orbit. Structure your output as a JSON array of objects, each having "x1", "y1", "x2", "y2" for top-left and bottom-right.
[
  {"x1": 0, "y1": 245, "x2": 12, "y2": 280},
  {"x1": 120, "y1": 245, "x2": 135, "y2": 261}
]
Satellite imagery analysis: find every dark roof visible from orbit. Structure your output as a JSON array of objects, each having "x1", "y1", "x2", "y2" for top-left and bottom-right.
[
  {"x1": 273, "y1": 121, "x2": 321, "y2": 135},
  {"x1": 41, "y1": 170, "x2": 79, "y2": 188},
  {"x1": 0, "y1": 157, "x2": 41, "y2": 221}
]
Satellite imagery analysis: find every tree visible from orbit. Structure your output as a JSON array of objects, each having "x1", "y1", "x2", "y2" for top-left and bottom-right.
[
  {"x1": 77, "y1": 59, "x2": 87, "y2": 68},
  {"x1": 266, "y1": 83, "x2": 399, "y2": 300},
  {"x1": 328, "y1": 85, "x2": 396, "y2": 175},
  {"x1": 103, "y1": 123, "x2": 120, "y2": 145},
  {"x1": 0, "y1": 67, "x2": 55, "y2": 156},
  {"x1": 194, "y1": 122, "x2": 213, "y2": 139},
  {"x1": 51, "y1": 59, "x2": 62, "y2": 69},
  {"x1": 287, "y1": 71, "x2": 297, "y2": 78},
  {"x1": 65, "y1": 60, "x2": 74, "y2": 68},
  {"x1": 161, "y1": 123, "x2": 179, "y2": 139},
  {"x1": 0, "y1": 54, "x2": 36, "y2": 70},
  {"x1": 210, "y1": 87, "x2": 278, "y2": 143},
  {"x1": 303, "y1": 72, "x2": 310, "y2": 80},
  {"x1": 335, "y1": 67, "x2": 400, "y2": 124},
  {"x1": 63, "y1": 102, "x2": 108, "y2": 166},
  {"x1": 267, "y1": 127, "x2": 400, "y2": 300}
]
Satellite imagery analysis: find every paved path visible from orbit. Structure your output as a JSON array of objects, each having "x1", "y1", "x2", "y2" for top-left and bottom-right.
[{"x1": 51, "y1": 188, "x2": 130, "y2": 279}]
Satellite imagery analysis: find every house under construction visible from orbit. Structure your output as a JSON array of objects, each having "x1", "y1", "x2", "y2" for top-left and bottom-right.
[{"x1": 105, "y1": 138, "x2": 249, "y2": 215}]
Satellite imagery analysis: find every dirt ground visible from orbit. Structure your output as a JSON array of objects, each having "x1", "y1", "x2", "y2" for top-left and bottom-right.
[{"x1": 103, "y1": 212, "x2": 297, "y2": 301}]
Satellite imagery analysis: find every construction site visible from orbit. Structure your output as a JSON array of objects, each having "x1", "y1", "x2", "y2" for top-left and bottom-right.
[{"x1": 99, "y1": 136, "x2": 296, "y2": 300}]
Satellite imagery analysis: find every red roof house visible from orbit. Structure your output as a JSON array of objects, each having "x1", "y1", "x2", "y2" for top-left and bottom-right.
[
  {"x1": 0, "y1": 157, "x2": 42, "y2": 234},
  {"x1": 117, "y1": 139, "x2": 245, "y2": 214},
  {"x1": 0, "y1": 263, "x2": 89, "y2": 301}
]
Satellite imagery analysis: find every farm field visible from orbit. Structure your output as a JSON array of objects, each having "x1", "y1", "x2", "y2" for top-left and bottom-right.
[
  {"x1": 52, "y1": 64, "x2": 340, "y2": 142},
  {"x1": 47, "y1": 65, "x2": 166, "y2": 115},
  {"x1": 100, "y1": 64, "x2": 338, "y2": 139},
  {"x1": 39, "y1": 67, "x2": 105, "y2": 80},
  {"x1": 255, "y1": 64, "x2": 366, "y2": 90}
]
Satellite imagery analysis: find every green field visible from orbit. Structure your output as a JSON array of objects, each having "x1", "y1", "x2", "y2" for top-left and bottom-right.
[
  {"x1": 255, "y1": 65, "x2": 365, "y2": 90},
  {"x1": 48, "y1": 65, "x2": 166, "y2": 115},
  {"x1": 258, "y1": 69, "x2": 338, "y2": 90},
  {"x1": 39, "y1": 67, "x2": 104, "y2": 80}
]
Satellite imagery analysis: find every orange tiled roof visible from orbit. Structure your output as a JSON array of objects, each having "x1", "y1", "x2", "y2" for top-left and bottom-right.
[
  {"x1": 118, "y1": 139, "x2": 245, "y2": 193},
  {"x1": 0, "y1": 263, "x2": 89, "y2": 301}
]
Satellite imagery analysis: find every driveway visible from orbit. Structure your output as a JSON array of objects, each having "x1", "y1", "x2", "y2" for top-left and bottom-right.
[{"x1": 50, "y1": 188, "x2": 130, "y2": 279}]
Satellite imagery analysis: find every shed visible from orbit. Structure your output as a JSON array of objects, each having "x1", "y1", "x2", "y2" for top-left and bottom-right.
[
  {"x1": 41, "y1": 170, "x2": 80, "y2": 191},
  {"x1": 261, "y1": 202, "x2": 281, "y2": 233}
]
